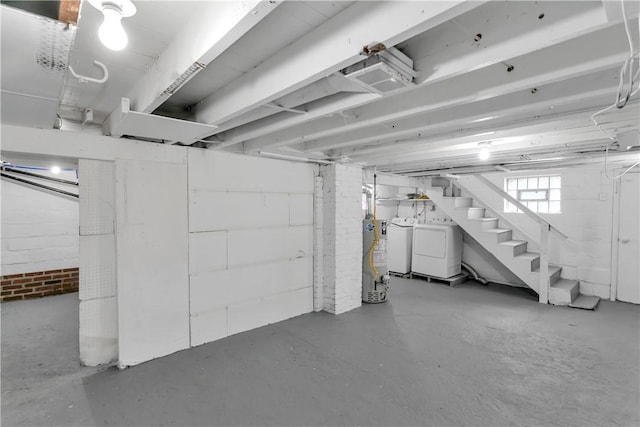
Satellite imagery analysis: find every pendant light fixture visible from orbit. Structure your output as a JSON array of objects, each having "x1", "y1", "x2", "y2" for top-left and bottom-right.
[{"x1": 88, "y1": 0, "x2": 136, "y2": 51}]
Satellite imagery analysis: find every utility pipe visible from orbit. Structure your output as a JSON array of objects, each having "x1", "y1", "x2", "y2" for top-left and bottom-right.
[
  {"x1": 1, "y1": 167, "x2": 78, "y2": 185},
  {"x1": 461, "y1": 261, "x2": 488, "y2": 285},
  {"x1": 1, "y1": 173, "x2": 79, "y2": 198}
]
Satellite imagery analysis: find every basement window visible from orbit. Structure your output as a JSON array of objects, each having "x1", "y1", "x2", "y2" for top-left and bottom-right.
[{"x1": 504, "y1": 175, "x2": 561, "y2": 214}]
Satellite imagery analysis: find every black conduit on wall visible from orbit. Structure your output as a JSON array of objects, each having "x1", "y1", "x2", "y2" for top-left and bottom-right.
[
  {"x1": 0, "y1": 172, "x2": 79, "y2": 198},
  {"x1": 1, "y1": 166, "x2": 79, "y2": 185}
]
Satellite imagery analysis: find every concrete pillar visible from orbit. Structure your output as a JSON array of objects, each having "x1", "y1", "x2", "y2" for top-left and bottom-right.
[
  {"x1": 320, "y1": 163, "x2": 363, "y2": 314},
  {"x1": 78, "y1": 159, "x2": 118, "y2": 366}
]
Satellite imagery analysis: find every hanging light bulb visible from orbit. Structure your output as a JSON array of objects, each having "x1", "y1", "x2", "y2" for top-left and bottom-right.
[
  {"x1": 478, "y1": 142, "x2": 491, "y2": 160},
  {"x1": 99, "y1": 5, "x2": 127, "y2": 51},
  {"x1": 89, "y1": 0, "x2": 136, "y2": 51}
]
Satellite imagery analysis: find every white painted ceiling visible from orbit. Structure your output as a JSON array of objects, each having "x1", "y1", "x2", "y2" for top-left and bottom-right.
[{"x1": 1, "y1": 0, "x2": 639, "y2": 176}]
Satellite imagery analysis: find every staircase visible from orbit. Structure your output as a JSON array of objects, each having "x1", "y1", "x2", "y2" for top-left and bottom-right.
[{"x1": 425, "y1": 177, "x2": 599, "y2": 309}]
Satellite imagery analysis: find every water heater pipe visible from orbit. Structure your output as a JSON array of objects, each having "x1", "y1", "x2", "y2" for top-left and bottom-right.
[{"x1": 367, "y1": 173, "x2": 379, "y2": 279}]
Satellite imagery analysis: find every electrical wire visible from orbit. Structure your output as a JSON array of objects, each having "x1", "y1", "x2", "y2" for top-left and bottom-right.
[
  {"x1": 616, "y1": 0, "x2": 639, "y2": 109},
  {"x1": 590, "y1": 0, "x2": 640, "y2": 179}
]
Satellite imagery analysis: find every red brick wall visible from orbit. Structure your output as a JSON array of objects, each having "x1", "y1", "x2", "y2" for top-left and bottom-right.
[{"x1": 1, "y1": 268, "x2": 79, "y2": 302}]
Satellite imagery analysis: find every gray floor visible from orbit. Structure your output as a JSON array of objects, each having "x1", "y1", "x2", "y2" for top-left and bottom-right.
[{"x1": 2, "y1": 278, "x2": 639, "y2": 427}]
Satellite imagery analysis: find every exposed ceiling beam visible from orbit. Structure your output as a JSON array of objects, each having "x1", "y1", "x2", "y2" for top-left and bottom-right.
[
  {"x1": 352, "y1": 105, "x2": 639, "y2": 166},
  {"x1": 377, "y1": 138, "x2": 616, "y2": 174},
  {"x1": 301, "y1": 72, "x2": 619, "y2": 154},
  {"x1": 220, "y1": 93, "x2": 379, "y2": 151},
  {"x1": 194, "y1": 0, "x2": 483, "y2": 128},
  {"x1": 352, "y1": 104, "x2": 639, "y2": 168},
  {"x1": 410, "y1": 0, "x2": 611, "y2": 85},
  {"x1": 240, "y1": 22, "x2": 631, "y2": 153},
  {"x1": 207, "y1": 73, "x2": 371, "y2": 142},
  {"x1": 399, "y1": 151, "x2": 640, "y2": 177},
  {"x1": 126, "y1": 1, "x2": 280, "y2": 114}
]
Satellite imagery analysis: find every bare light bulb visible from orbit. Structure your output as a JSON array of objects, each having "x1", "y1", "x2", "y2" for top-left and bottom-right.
[
  {"x1": 50, "y1": 166, "x2": 61, "y2": 174},
  {"x1": 478, "y1": 146, "x2": 490, "y2": 160},
  {"x1": 99, "y1": 5, "x2": 128, "y2": 51}
]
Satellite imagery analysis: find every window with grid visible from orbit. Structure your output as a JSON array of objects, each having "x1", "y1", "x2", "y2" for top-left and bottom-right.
[{"x1": 504, "y1": 175, "x2": 561, "y2": 214}]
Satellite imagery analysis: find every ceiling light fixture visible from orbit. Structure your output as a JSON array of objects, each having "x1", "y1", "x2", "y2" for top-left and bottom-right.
[
  {"x1": 478, "y1": 142, "x2": 492, "y2": 160},
  {"x1": 50, "y1": 166, "x2": 61, "y2": 174},
  {"x1": 88, "y1": 0, "x2": 136, "y2": 51}
]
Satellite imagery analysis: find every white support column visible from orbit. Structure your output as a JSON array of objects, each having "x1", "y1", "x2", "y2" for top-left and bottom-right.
[
  {"x1": 539, "y1": 223, "x2": 550, "y2": 304},
  {"x1": 313, "y1": 174, "x2": 324, "y2": 312},
  {"x1": 78, "y1": 159, "x2": 118, "y2": 366},
  {"x1": 320, "y1": 163, "x2": 363, "y2": 314}
]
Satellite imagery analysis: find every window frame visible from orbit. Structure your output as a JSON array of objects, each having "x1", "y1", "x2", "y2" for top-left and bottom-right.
[{"x1": 504, "y1": 175, "x2": 561, "y2": 214}]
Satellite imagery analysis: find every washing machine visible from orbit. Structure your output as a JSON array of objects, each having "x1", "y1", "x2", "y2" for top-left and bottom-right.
[
  {"x1": 411, "y1": 224, "x2": 462, "y2": 278},
  {"x1": 388, "y1": 217, "x2": 417, "y2": 275}
]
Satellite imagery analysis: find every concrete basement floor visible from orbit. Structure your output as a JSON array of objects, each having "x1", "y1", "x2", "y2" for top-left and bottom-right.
[{"x1": 2, "y1": 278, "x2": 639, "y2": 427}]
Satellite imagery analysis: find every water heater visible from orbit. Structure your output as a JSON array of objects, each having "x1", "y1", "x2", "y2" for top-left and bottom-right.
[{"x1": 362, "y1": 219, "x2": 389, "y2": 303}]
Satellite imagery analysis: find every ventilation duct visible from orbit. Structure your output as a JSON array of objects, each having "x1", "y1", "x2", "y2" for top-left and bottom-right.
[
  {"x1": 616, "y1": 131, "x2": 640, "y2": 151},
  {"x1": 340, "y1": 47, "x2": 416, "y2": 94}
]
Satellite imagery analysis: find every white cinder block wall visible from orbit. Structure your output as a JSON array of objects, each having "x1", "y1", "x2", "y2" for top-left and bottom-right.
[
  {"x1": 1, "y1": 170, "x2": 78, "y2": 275},
  {"x1": 188, "y1": 150, "x2": 315, "y2": 346},
  {"x1": 321, "y1": 164, "x2": 363, "y2": 314},
  {"x1": 115, "y1": 158, "x2": 190, "y2": 367},
  {"x1": 78, "y1": 159, "x2": 118, "y2": 366}
]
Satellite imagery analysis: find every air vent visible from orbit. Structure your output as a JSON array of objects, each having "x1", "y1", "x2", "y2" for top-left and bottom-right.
[
  {"x1": 616, "y1": 132, "x2": 640, "y2": 151},
  {"x1": 340, "y1": 47, "x2": 416, "y2": 94}
]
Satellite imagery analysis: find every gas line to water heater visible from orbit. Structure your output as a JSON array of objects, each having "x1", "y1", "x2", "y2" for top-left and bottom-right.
[{"x1": 367, "y1": 173, "x2": 380, "y2": 280}]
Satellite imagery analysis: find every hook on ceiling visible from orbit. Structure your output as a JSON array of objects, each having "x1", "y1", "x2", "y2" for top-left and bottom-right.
[{"x1": 68, "y1": 60, "x2": 109, "y2": 84}]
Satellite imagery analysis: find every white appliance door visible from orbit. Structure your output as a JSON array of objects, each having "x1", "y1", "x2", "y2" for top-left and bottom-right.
[{"x1": 414, "y1": 228, "x2": 446, "y2": 258}]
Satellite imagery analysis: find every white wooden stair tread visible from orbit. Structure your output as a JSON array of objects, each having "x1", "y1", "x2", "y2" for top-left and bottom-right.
[
  {"x1": 569, "y1": 295, "x2": 600, "y2": 310},
  {"x1": 484, "y1": 228, "x2": 511, "y2": 234},
  {"x1": 515, "y1": 252, "x2": 539, "y2": 260},
  {"x1": 499, "y1": 240, "x2": 527, "y2": 246},
  {"x1": 533, "y1": 265, "x2": 562, "y2": 275},
  {"x1": 470, "y1": 217, "x2": 498, "y2": 222},
  {"x1": 551, "y1": 279, "x2": 579, "y2": 290}
]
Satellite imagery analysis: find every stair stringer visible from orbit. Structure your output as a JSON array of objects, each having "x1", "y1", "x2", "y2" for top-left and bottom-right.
[
  {"x1": 424, "y1": 190, "x2": 551, "y2": 295},
  {"x1": 423, "y1": 178, "x2": 598, "y2": 308}
]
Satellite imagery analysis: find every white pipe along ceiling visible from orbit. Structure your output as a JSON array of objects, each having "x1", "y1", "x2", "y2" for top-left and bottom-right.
[{"x1": 1, "y1": 0, "x2": 638, "y2": 175}]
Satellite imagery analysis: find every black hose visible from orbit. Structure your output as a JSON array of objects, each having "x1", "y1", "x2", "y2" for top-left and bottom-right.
[{"x1": 1, "y1": 173, "x2": 79, "y2": 198}]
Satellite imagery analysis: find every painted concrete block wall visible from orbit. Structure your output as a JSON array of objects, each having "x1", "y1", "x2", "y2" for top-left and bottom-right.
[
  {"x1": 313, "y1": 175, "x2": 324, "y2": 312},
  {"x1": 321, "y1": 164, "x2": 363, "y2": 314},
  {"x1": 115, "y1": 158, "x2": 190, "y2": 367},
  {"x1": 78, "y1": 159, "x2": 117, "y2": 366},
  {"x1": 1, "y1": 169, "x2": 78, "y2": 276},
  {"x1": 188, "y1": 150, "x2": 315, "y2": 347}
]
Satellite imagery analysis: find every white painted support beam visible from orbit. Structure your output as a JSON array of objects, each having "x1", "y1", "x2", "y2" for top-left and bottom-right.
[
  {"x1": 204, "y1": 74, "x2": 372, "y2": 140},
  {"x1": 362, "y1": 170, "x2": 423, "y2": 189},
  {"x1": 194, "y1": 1, "x2": 482, "y2": 126},
  {"x1": 1, "y1": 124, "x2": 187, "y2": 165},
  {"x1": 127, "y1": 1, "x2": 280, "y2": 113},
  {"x1": 103, "y1": 98, "x2": 218, "y2": 144},
  {"x1": 410, "y1": 1, "x2": 611, "y2": 86},
  {"x1": 356, "y1": 126, "x2": 636, "y2": 171},
  {"x1": 301, "y1": 70, "x2": 621, "y2": 154},
  {"x1": 351, "y1": 102, "x2": 639, "y2": 165},
  {"x1": 240, "y1": 19, "x2": 632, "y2": 153},
  {"x1": 218, "y1": 93, "x2": 379, "y2": 151}
]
